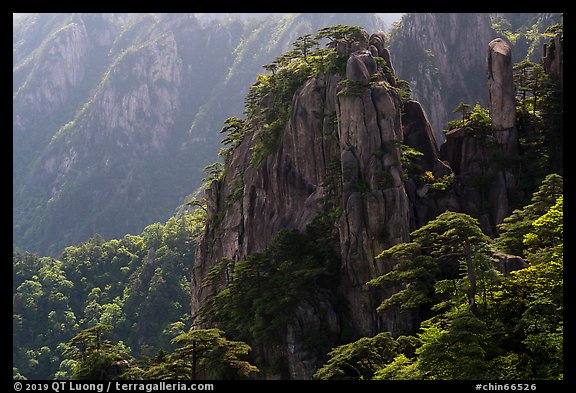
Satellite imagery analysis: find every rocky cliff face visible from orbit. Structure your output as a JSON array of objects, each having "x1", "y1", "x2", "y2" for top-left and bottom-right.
[
  {"x1": 388, "y1": 13, "x2": 562, "y2": 145},
  {"x1": 389, "y1": 13, "x2": 496, "y2": 143},
  {"x1": 192, "y1": 30, "x2": 451, "y2": 379},
  {"x1": 13, "y1": 13, "x2": 385, "y2": 256},
  {"x1": 191, "y1": 18, "x2": 547, "y2": 376},
  {"x1": 440, "y1": 38, "x2": 520, "y2": 234}
]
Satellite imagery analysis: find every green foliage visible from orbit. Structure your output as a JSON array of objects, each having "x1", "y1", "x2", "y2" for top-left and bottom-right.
[
  {"x1": 240, "y1": 24, "x2": 382, "y2": 167},
  {"x1": 487, "y1": 197, "x2": 563, "y2": 379},
  {"x1": 372, "y1": 211, "x2": 495, "y2": 315},
  {"x1": 420, "y1": 171, "x2": 455, "y2": 194},
  {"x1": 446, "y1": 103, "x2": 490, "y2": 134},
  {"x1": 199, "y1": 214, "x2": 339, "y2": 348},
  {"x1": 495, "y1": 173, "x2": 563, "y2": 256},
  {"x1": 399, "y1": 143, "x2": 424, "y2": 180},
  {"x1": 451, "y1": 102, "x2": 471, "y2": 127},
  {"x1": 415, "y1": 310, "x2": 491, "y2": 379},
  {"x1": 318, "y1": 173, "x2": 563, "y2": 380},
  {"x1": 315, "y1": 24, "x2": 368, "y2": 46},
  {"x1": 218, "y1": 117, "x2": 246, "y2": 164},
  {"x1": 368, "y1": 253, "x2": 439, "y2": 312},
  {"x1": 337, "y1": 79, "x2": 367, "y2": 97},
  {"x1": 13, "y1": 210, "x2": 202, "y2": 379},
  {"x1": 62, "y1": 323, "x2": 132, "y2": 380},
  {"x1": 394, "y1": 79, "x2": 413, "y2": 101},
  {"x1": 373, "y1": 354, "x2": 420, "y2": 380},
  {"x1": 313, "y1": 332, "x2": 397, "y2": 380},
  {"x1": 513, "y1": 43, "x2": 563, "y2": 190},
  {"x1": 126, "y1": 328, "x2": 258, "y2": 380},
  {"x1": 523, "y1": 195, "x2": 562, "y2": 253}
]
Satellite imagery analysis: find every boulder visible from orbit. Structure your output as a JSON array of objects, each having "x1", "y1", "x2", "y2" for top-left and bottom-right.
[
  {"x1": 493, "y1": 252, "x2": 528, "y2": 275},
  {"x1": 345, "y1": 50, "x2": 377, "y2": 85}
]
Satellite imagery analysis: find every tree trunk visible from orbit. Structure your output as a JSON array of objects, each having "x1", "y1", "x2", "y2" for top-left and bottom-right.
[
  {"x1": 464, "y1": 238, "x2": 477, "y2": 315},
  {"x1": 191, "y1": 341, "x2": 197, "y2": 380}
]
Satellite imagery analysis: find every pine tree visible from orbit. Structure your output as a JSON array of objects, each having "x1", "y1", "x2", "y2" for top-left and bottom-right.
[
  {"x1": 495, "y1": 173, "x2": 563, "y2": 256},
  {"x1": 370, "y1": 211, "x2": 493, "y2": 315},
  {"x1": 62, "y1": 324, "x2": 132, "y2": 380}
]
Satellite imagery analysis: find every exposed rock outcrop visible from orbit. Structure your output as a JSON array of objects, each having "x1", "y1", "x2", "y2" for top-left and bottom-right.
[
  {"x1": 492, "y1": 252, "x2": 528, "y2": 275},
  {"x1": 542, "y1": 32, "x2": 563, "y2": 84},
  {"x1": 192, "y1": 27, "x2": 535, "y2": 379},
  {"x1": 192, "y1": 30, "x2": 426, "y2": 379},
  {"x1": 487, "y1": 38, "x2": 518, "y2": 158},
  {"x1": 389, "y1": 13, "x2": 496, "y2": 144},
  {"x1": 439, "y1": 37, "x2": 520, "y2": 233}
]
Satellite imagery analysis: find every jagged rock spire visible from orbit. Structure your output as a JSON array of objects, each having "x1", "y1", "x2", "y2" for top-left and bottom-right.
[{"x1": 487, "y1": 38, "x2": 516, "y2": 132}]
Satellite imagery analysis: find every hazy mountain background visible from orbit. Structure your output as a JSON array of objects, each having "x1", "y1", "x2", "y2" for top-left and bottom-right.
[
  {"x1": 13, "y1": 12, "x2": 559, "y2": 257},
  {"x1": 13, "y1": 13, "x2": 398, "y2": 256}
]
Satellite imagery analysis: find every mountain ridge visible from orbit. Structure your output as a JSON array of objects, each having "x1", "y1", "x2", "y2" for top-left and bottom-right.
[{"x1": 13, "y1": 13, "x2": 387, "y2": 256}]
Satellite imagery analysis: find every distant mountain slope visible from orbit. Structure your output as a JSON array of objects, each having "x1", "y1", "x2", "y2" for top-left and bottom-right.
[
  {"x1": 389, "y1": 12, "x2": 562, "y2": 142},
  {"x1": 13, "y1": 13, "x2": 386, "y2": 256}
]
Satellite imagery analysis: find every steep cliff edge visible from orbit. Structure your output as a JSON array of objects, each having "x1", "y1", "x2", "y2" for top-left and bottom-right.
[
  {"x1": 13, "y1": 13, "x2": 385, "y2": 257},
  {"x1": 388, "y1": 13, "x2": 562, "y2": 145},
  {"x1": 191, "y1": 28, "x2": 451, "y2": 379},
  {"x1": 190, "y1": 20, "x2": 562, "y2": 379},
  {"x1": 389, "y1": 13, "x2": 495, "y2": 143}
]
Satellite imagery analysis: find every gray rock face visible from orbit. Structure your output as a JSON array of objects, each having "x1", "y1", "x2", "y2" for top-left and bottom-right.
[
  {"x1": 402, "y1": 100, "x2": 440, "y2": 170},
  {"x1": 542, "y1": 33, "x2": 563, "y2": 84},
  {"x1": 192, "y1": 38, "x2": 420, "y2": 378},
  {"x1": 390, "y1": 13, "x2": 496, "y2": 143},
  {"x1": 192, "y1": 29, "x2": 530, "y2": 379},
  {"x1": 493, "y1": 252, "x2": 528, "y2": 275},
  {"x1": 437, "y1": 37, "x2": 525, "y2": 233},
  {"x1": 487, "y1": 38, "x2": 517, "y2": 132},
  {"x1": 337, "y1": 66, "x2": 411, "y2": 337},
  {"x1": 346, "y1": 49, "x2": 378, "y2": 85},
  {"x1": 14, "y1": 13, "x2": 387, "y2": 256}
]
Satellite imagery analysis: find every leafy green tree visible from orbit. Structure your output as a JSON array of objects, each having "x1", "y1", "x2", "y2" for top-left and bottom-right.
[
  {"x1": 488, "y1": 250, "x2": 562, "y2": 377},
  {"x1": 513, "y1": 37, "x2": 563, "y2": 185},
  {"x1": 486, "y1": 191, "x2": 563, "y2": 379},
  {"x1": 495, "y1": 173, "x2": 563, "y2": 256},
  {"x1": 373, "y1": 354, "x2": 421, "y2": 380},
  {"x1": 315, "y1": 24, "x2": 368, "y2": 46},
  {"x1": 313, "y1": 332, "x2": 397, "y2": 380},
  {"x1": 218, "y1": 117, "x2": 246, "y2": 163},
  {"x1": 523, "y1": 195, "x2": 562, "y2": 253},
  {"x1": 199, "y1": 211, "x2": 339, "y2": 346},
  {"x1": 62, "y1": 323, "x2": 132, "y2": 380},
  {"x1": 14, "y1": 209, "x2": 200, "y2": 379},
  {"x1": 170, "y1": 328, "x2": 259, "y2": 379},
  {"x1": 415, "y1": 310, "x2": 491, "y2": 379},
  {"x1": 291, "y1": 34, "x2": 319, "y2": 63},
  {"x1": 126, "y1": 328, "x2": 258, "y2": 380},
  {"x1": 513, "y1": 60, "x2": 535, "y2": 101},
  {"x1": 452, "y1": 102, "x2": 471, "y2": 127},
  {"x1": 371, "y1": 211, "x2": 494, "y2": 315}
]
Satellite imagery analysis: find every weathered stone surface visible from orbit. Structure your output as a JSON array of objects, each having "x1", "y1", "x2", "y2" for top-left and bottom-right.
[
  {"x1": 369, "y1": 31, "x2": 387, "y2": 55},
  {"x1": 542, "y1": 33, "x2": 563, "y2": 84},
  {"x1": 285, "y1": 291, "x2": 341, "y2": 379},
  {"x1": 369, "y1": 32, "x2": 396, "y2": 80},
  {"x1": 192, "y1": 34, "x2": 415, "y2": 378},
  {"x1": 191, "y1": 29, "x2": 533, "y2": 380},
  {"x1": 346, "y1": 49, "x2": 378, "y2": 85},
  {"x1": 439, "y1": 124, "x2": 511, "y2": 235},
  {"x1": 402, "y1": 100, "x2": 440, "y2": 171},
  {"x1": 487, "y1": 38, "x2": 516, "y2": 131},
  {"x1": 493, "y1": 252, "x2": 528, "y2": 275},
  {"x1": 390, "y1": 13, "x2": 496, "y2": 143}
]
